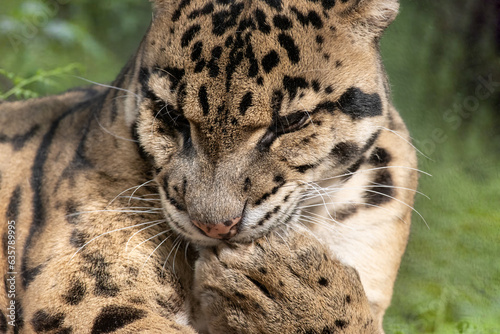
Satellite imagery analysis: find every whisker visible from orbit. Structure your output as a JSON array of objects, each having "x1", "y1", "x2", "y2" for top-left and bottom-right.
[
  {"x1": 70, "y1": 220, "x2": 167, "y2": 261},
  {"x1": 125, "y1": 220, "x2": 166, "y2": 253},
  {"x1": 127, "y1": 180, "x2": 157, "y2": 206},
  {"x1": 94, "y1": 112, "x2": 139, "y2": 143},
  {"x1": 73, "y1": 76, "x2": 141, "y2": 99},
  {"x1": 107, "y1": 179, "x2": 156, "y2": 207},
  {"x1": 130, "y1": 229, "x2": 171, "y2": 256},
  {"x1": 141, "y1": 232, "x2": 172, "y2": 269},
  {"x1": 162, "y1": 235, "x2": 183, "y2": 276},
  {"x1": 378, "y1": 126, "x2": 433, "y2": 161}
]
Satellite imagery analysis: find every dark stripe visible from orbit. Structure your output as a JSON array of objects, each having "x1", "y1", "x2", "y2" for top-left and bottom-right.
[
  {"x1": 23, "y1": 93, "x2": 99, "y2": 289},
  {"x1": 0, "y1": 125, "x2": 40, "y2": 151},
  {"x1": 6, "y1": 186, "x2": 21, "y2": 222}
]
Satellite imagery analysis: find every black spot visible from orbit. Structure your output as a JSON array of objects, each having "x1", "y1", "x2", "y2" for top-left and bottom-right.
[
  {"x1": 239, "y1": 92, "x2": 253, "y2": 115},
  {"x1": 172, "y1": 0, "x2": 192, "y2": 22},
  {"x1": 198, "y1": 86, "x2": 210, "y2": 115},
  {"x1": 335, "y1": 319, "x2": 348, "y2": 329},
  {"x1": 283, "y1": 76, "x2": 308, "y2": 100},
  {"x1": 181, "y1": 25, "x2": 201, "y2": 48},
  {"x1": 311, "y1": 80, "x2": 321, "y2": 92},
  {"x1": 273, "y1": 15, "x2": 292, "y2": 30},
  {"x1": 262, "y1": 50, "x2": 280, "y2": 73},
  {"x1": 316, "y1": 35, "x2": 324, "y2": 45},
  {"x1": 322, "y1": 0, "x2": 336, "y2": 10},
  {"x1": 345, "y1": 295, "x2": 351, "y2": 303},
  {"x1": 255, "y1": 9, "x2": 271, "y2": 34},
  {"x1": 212, "y1": 3, "x2": 245, "y2": 36},
  {"x1": 245, "y1": 41, "x2": 259, "y2": 77},
  {"x1": 337, "y1": 87, "x2": 383, "y2": 119},
  {"x1": 91, "y1": 306, "x2": 146, "y2": 334},
  {"x1": 274, "y1": 175, "x2": 285, "y2": 184},
  {"x1": 63, "y1": 280, "x2": 87, "y2": 306},
  {"x1": 243, "y1": 178, "x2": 252, "y2": 192},
  {"x1": 69, "y1": 229, "x2": 88, "y2": 248},
  {"x1": 294, "y1": 164, "x2": 316, "y2": 174},
  {"x1": 82, "y1": 253, "x2": 120, "y2": 298},
  {"x1": 255, "y1": 192, "x2": 271, "y2": 206},
  {"x1": 325, "y1": 86, "x2": 334, "y2": 94},
  {"x1": 188, "y1": 2, "x2": 214, "y2": 19},
  {"x1": 257, "y1": 77, "x2": 264, "y2": 85},
  {"x1": 364, "y1": 170, "x2": 394, "y2": 206},
  {"x1": 262, "y1": 0, "x2": 282, "y2": 11},
  {"x1": 290, "y1": 7, "x2": 323, "y2": 29},
  {"x1": 318, "y1": 277, "x2": 329, "y2": 286},
  {"x1": 335, "y1": 207, "x2": 358, "y2": 221},
  {"x1": 191, "y1": 41, "x2": 203, "y2": 61},
  {"x1": 330, "y1": 142, "x2": 360, "y2": 165},
  {"x1": 278, "y1": 33, "x2": 300, "y2": 63},
  {"x1": 368, "y1": 147, "x2": 392, "y2": 167},
  {"x1": 336, "y1": 60, "x2": 343, "y2": 67},
  {"x1": 31, "y1": 310, "x2": 65, "y2": 332},
  {"x1": 194, "y1": 59, "x2": 206, "y2": 73},
  {"x1": 207, "y1": 46, "x2": 223, "y2": 77},
  {"x1": 259, "y1": 267, "x2": 268, "y2": 275},
  {"x1": 346, "y1": 157, "x2": 364, "y2": 175}
]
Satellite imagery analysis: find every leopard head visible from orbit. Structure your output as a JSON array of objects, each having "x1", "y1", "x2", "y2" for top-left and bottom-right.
[{"x1": 131, "y1": 0, "x2": 399, "y2": 245}]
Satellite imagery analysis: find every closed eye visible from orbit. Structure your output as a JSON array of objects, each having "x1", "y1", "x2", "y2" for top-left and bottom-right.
[
  {"x1": 258, "y1": 111, "x2": 310, "y2": 151},
  {"x1": 275, "y1": 111, "x2": 310, "y2": 135}
]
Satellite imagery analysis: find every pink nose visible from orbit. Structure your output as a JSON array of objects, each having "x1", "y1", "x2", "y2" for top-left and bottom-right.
[{"x1": 191, "y1": 217, "x2": 241, "y2": 240}]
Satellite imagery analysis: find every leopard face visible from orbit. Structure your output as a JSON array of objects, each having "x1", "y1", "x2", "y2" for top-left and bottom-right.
[{"x1": 134, "y1": 0, "x2": 398, "y2": 246}]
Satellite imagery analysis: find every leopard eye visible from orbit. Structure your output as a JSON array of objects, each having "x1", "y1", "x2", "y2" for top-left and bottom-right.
[{"x1": 276, "y1": 112, "x2": 310, "y2": 135}]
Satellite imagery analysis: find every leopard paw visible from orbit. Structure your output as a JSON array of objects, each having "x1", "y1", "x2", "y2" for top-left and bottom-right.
[{"x1": 194, "y1": 231, "x2": 379, "y2": 334}]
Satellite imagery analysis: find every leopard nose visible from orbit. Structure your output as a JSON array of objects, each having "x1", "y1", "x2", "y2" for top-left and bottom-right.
[{"x1": 191, "y1": 217, "x2": 241, "y2": 240}]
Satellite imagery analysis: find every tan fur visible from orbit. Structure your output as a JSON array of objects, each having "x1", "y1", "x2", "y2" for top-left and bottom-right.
[{"x1": 0, "y1": 0, "x2": 415, "y2": 333}]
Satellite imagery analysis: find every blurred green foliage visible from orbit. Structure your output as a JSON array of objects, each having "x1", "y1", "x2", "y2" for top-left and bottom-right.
[{"x1": 1, "y1": 1, "x2": 499, "y2": 333}]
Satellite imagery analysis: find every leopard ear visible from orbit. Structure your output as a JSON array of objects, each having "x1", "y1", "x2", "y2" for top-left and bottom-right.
[{"x1": 335, "y1": 0, "x2": 399, "y2": 36}]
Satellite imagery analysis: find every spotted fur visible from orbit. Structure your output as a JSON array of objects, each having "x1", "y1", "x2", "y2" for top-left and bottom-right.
[{"x1": 1, "y1": 0, "x2": 416, "y2": 333}]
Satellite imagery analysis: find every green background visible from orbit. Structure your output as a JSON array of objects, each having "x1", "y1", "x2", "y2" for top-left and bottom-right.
[{"x1": 1, "y1": 1, "x2": 499, "y2": 333}]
